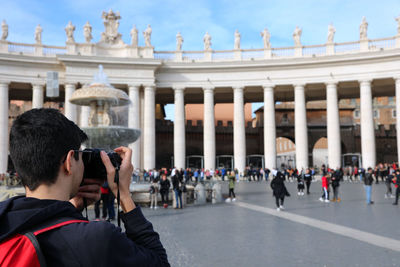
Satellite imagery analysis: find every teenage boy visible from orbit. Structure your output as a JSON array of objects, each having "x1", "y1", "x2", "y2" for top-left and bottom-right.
[{"x1": 0, "y1": 108, "x2": 169, "y2": 266}]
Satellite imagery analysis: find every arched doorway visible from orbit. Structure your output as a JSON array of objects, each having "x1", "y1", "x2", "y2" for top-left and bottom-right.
[
  {"x1": 312, "y1": 137, "x2": 328, "y2": 168},
  {"x1": 276, "y1": 137, "x2": 296, "y2": 170}
]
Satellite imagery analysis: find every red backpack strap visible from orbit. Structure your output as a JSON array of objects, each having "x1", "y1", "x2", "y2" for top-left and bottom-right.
[{"x1": 24, "y1": 217, "x2": 88, "y2": 267}]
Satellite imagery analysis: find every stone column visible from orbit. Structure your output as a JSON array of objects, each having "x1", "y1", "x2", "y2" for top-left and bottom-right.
[
  {"x1": 128, "y1": 85, "x2": 141, "y2": 169},
  {"x1": 294, "y1": 84, "x2": 308, "y2": 170},
  {"x1": 32, "y1": 84, "x2": 44, "y2": 109},
  {"x1": 359, "y1": 80, "x2": 376, "y2": 169},
  {"x1": 396, "y1": 79, "x2": 400, "y2": 165},
  {"x1": 233, "y1": 86, "x2": 246, "y2": 174},
  {"x1": 80, "y1": 106, "x2": 90, "y2": 127},
  {"x1": 64, "y1": 83, "x2": 77, "y2": 123},
  {"x1": 174, "y1": 87, "x2": 186, "y2": 169},
  {"x1": 0, "y1": 82, "x2": 8, "y2": 173},
  {"x1": 143, "y1": 85, "x2": 156, "y2": 170},
  {"x1": 326, "y1": 82, "x2": 341, "y2": 169},
  {"x1": 263, "y1": 85, "x2": 276, "y2": 170},
  {"x1": 203, "y1": 86, "x2": 216, "y2": 171}
]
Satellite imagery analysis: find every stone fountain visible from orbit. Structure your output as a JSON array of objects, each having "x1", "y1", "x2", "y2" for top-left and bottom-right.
[{"x1": 69, "y1": 65, "x2": 140, "y2": 149}]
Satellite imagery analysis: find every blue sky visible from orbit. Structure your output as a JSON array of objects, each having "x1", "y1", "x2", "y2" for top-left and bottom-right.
[{"x1": 1, "y1": 0, "x2": 400, "y2": 119}]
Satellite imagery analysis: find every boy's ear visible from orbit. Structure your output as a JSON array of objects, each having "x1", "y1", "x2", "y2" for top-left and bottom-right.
[{"x1": 63, "y1": 150, "x2": 74, "y2": 175}]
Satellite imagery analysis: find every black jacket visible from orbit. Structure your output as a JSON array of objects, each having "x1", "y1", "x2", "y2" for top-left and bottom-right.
[
  {"x1": 364, "y1": 173, "x2": 374, "y2": 186},
  {"x1": 160, "y1": 179, "x2": 171, "y2": 192},
  {"x1": 271, "y1": 173, "x2": 290, "y2": 198},
  {"x1": 0, "y1": 196, "x2": 170, "y2": 267}
]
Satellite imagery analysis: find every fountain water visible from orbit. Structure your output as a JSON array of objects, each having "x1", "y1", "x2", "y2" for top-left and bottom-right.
[{"x1": 69, "y1": 65, "x2": 140, "y2": 149}]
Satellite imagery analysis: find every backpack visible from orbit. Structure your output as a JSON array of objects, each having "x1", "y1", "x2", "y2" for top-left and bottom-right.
[{"x1": 0, "y1": 217, "x2": 88, "y2": 267}]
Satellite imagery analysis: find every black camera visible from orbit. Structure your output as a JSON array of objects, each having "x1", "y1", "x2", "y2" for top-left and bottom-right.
[{"x1": 81, "y1": 148, "x2": 122, "y2": 181}]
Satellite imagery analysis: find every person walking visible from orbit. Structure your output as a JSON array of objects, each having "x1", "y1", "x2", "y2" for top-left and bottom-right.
[
  {"x1": 319, "y1": 173, "x2": 330, "y2": 203},
  {"x1": 160, "y1": 174, "x2": 170, "y2": 208},
  {"x1": 331, "y1": 169, "x2": 341, "y2": 202},
  {"x1": 392, "y1": 169, "x2": 400, "y2": 205},
  {"x1": 226, "y1": 171, "x2": 236, "y2": 202},
  {"x1": 271, "y1": 171, "x2": 290, "y2": 211},
  {"x1": 172, "y1": 172, "x2": 182, "y2": 209},
  {"x1": 304, "y1": 168, "x2": 312, "y2": 194},
  {"x1": 385, "y1": 167, "x2": 395, "y2": 199},
  {"x1": 94, "y1": 181, "x2": 110, "y2": 220},
  {"x1": 364, "y1": 167, "x2": 374, "y2": 205},
  {"x1": 149, "y1": 178, "x2": 159, "y2": 209},
  {"x1": 297, "y1": 170, "x2": 305, "y2": 196}
]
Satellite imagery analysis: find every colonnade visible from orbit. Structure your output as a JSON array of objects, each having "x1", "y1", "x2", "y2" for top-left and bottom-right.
[{"x1": 0, "y1": 79, "x2": 399, "y2": 174}]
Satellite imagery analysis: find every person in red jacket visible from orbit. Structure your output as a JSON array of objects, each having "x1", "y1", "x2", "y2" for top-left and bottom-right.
[
  {"x1": 319, "y1": 173, "x2": 330, "y2": 203},
  {"x1": 393, "y1": 169, "x2": 400, "y2": 205}
]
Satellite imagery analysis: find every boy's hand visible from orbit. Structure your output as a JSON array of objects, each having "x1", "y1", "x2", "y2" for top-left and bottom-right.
[
  {"x1": 70, "y1": 178, "x2": 102, "y2": 211},
  {"x1": 101, "y1": 147, "x2": 136, "y2": 213}
]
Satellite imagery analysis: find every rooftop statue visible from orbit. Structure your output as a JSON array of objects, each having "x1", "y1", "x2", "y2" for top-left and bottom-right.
[
  {"x1": 327, "y1": 24, "x2": 336, "y2": 43},
  {"x1": 130, "y1": 25, "x2": 138, "y2": 47},
  {"x1": 359, "y1": 16, "x2": 368, "y2": 40},
  {"x1": 35, "y1": 24, "x2": 42, "y2": 44},
  {"x1": 143, "y1": 25, "x2": 152, "y2": 47},
  {"x1": 65, "y1": 21, "x2": 75, "y2": 43},
  {"x1": 234, "y1": 30, "x2": 240, "y2": 50},
  {"x1": 100, "y1": 9, "x2": 124, "y2": 45},
  {"x1": 293, "y1": 26, "x2": 302, "y2": 46},
  {"x1": 260, "y1": 28, "x2": 270, "y2": 49},
  {"x1": 176, "y1": 32, "x2": 183, "y2": 51},
  {"x1": 1, "y1": 20, "x2": 8, "y2": 41},
  {"x1": 204, "y1": 32, "x2": 211, "y2": 51},
  {"x1": 396, "y1": 15, "x2": 400, "y2": 35},
  {"x1": 83, "y1": 21, "x2": 92, "y2": 43}
]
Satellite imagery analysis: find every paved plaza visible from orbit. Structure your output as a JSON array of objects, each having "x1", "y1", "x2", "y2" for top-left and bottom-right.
[{"x1": 87, "y1": 181, "x2": 400, "y2": 266}]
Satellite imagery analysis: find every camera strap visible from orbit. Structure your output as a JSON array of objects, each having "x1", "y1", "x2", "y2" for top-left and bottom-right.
[{"x1": 114, "y1": 164, "x2": 121, "y2": 227}]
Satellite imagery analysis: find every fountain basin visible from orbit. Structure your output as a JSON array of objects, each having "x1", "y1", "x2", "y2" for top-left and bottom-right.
[{"x1": 83, "y1": 126, "x2": 140, "y2": 149}]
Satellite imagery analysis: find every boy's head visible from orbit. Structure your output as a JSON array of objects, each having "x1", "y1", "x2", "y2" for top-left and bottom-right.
[{"x1": 10, "y1": 108, "x2": 88, "y2": 191}]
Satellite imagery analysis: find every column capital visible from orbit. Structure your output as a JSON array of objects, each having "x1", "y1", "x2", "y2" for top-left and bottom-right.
[
  {"x1": 232, "y1": 85, "x2": 245, "y2": 91},
  {"x1": 127, "y1": 84, "x2": 141, "y2": 89},
  {"x1": 172, "y1": 86, "x2": 185, "y2": 92},
  {"x1": 262, "y1": 84, "x2": 275, "y2": 90},
  {"x1": 144, "y1": 85, "x2": 156, "y2": 92},
  {"x1": 294, "y1": 83, "x2": 306, "y2": 89},
  {"x1": 32, "y1": 82, "x2": 45, "y2": 88},
  {"x1": 203, "y1": 86, "x2": 214, "y2": 93},
  {"x1": 359, "y1": 79, "x2": 372, "y2": 85},
  {"x1": 325, "y1": 81, "x2": 338, "y2": 87},
  {"x1": 64, "y1": 82, "x2": 77, "y2": 87},
  {"x1": 393, "y1": 77, "x2": 400, "y2": 83},
  {"x1": 143, "y1": 84, "x2": 156, "y2": 89},
  {"x1": 0, "y1": 81, "x2": 9, "y2": 87}
]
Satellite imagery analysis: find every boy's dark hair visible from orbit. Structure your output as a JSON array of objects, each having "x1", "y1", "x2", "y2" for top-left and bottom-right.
[{"x1": 9, "y1": 108, "x2": 88, "y2": 190}]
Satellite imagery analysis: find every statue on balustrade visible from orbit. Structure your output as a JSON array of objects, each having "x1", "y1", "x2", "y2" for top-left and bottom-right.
[
  {"x1": 260, "y1": 28, "x2": 270, "y2": 49},
  {"x1": 396, "y1": 15, "x2": 400, "y2": 35},
  {"x1": 65, "y1": 21, "x2": 75, "y2": 43},
  {"x1": 143, "y1": 25, "x2": 152, "y2": 47},
  {"x1": 35, "y1": 24, "x2": 42, "y2": 44},
  {"x1": 100, "y1": 9, "x2": 124, "y2": 45},
  {"x1": 176, "y1": 32, "x2": 183, "y2": 51},
  {"x1": 359, "y1": 17, "x2": 368, "y2": 40},
  {"x1": 234, "y1": 30, "x2": 240, "y2": 50},
  {"x1": 327, "y1": 24, "x2": 335, "y2": 43},
  {"x1": 83, "y1": 21, "x2": 92, "y2": 43},
  {"x1": 203, "y1": 32, "x2": 212, "y2": 51},
  {"x1": 293, "y1": 26, "x2": 302, "y2": 46},
  {"x1": 1, "y1": 20, "x2": 8, "y2": 41},
  {"x1": 130, "y1": 25, "x2": 138, "y2": 47}
]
